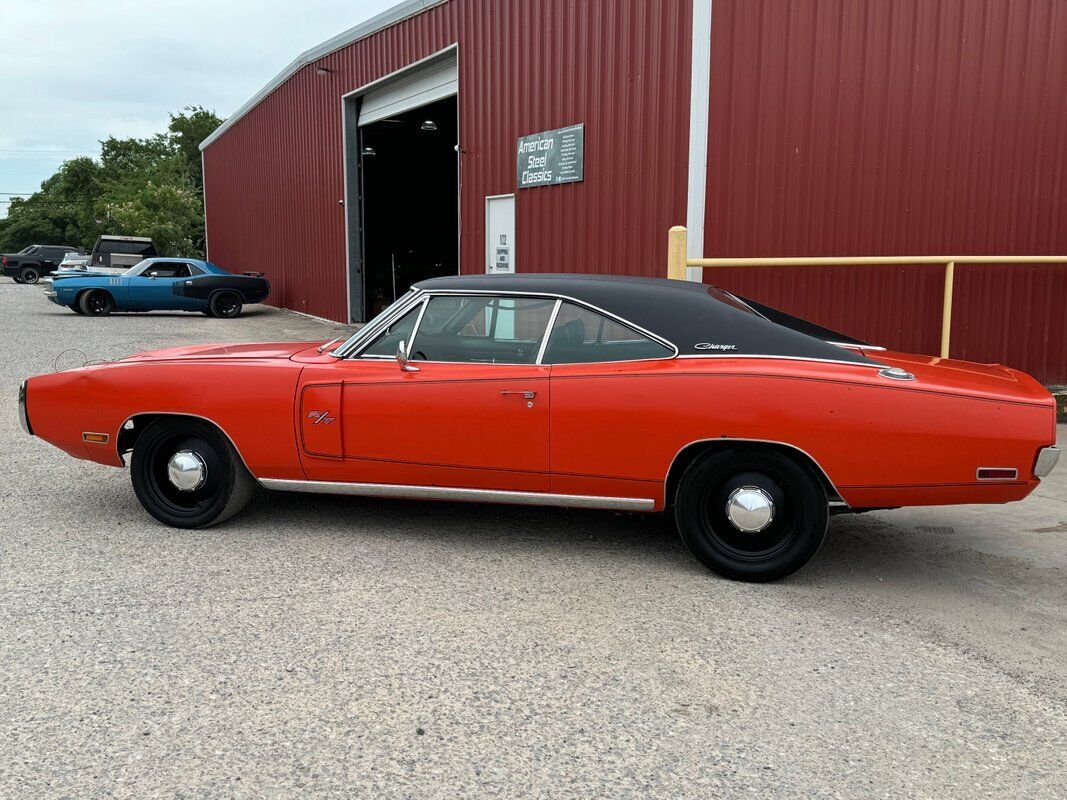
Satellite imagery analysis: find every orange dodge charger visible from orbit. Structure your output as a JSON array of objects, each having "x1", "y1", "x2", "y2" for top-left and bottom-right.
[{"x1": 20, "y1": 275, "x2": 1059, "y2": 581}]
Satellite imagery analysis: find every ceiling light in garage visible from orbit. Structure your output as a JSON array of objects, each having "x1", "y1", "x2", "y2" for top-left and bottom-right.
[{"x1": 420, "y1": 120, "x2": 438, "y2": 131}]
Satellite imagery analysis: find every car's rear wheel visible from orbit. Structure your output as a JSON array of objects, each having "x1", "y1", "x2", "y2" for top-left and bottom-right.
[
  {"x1": 21, "y1": 267, "x2": 40, "y2": 284},
  {"x1": 79, "y1": 289, "x2": 114, "y2": 316},
  {"x1": 130, "y1": 418, "x2": 255, "y2": 529},
  {"x1": 674, "y1": 449, "x2": 828, "y2": 582},
  {"x1": 209, "y1": 291, "x2": 243, "y2": 318}
]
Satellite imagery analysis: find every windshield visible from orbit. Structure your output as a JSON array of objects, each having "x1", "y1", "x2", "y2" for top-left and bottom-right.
[
  {"x1": 336, "y1": 289, "x2": 419, "y2": 355},
  {"x1": 122, "y1": 260, "x2": 151, "y2": 276}
]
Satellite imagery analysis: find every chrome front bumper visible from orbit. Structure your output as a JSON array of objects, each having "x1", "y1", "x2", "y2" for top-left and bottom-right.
[
  {"x1": 18, "y1": 380, "x2": 32, "y2": 435},
  {"x1": 1034, "y1": 446, "x2": 1060, "y2": 478}
]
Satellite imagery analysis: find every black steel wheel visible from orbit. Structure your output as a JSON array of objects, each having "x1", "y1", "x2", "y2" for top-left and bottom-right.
[
  {"x1": 130, "y1": 418, "x2": 255, "y2": 528},
  {"x1": 674, "y1": 449, "x2": 828, "y2": 582},
  {"x1": 21, "y1": 267, "x2": 40, "y2": 284},
  {"x1": 209, "y1": 291, "x2": 243, "y2": 318},
  {"x1": 79, "y1": 289, "x2": 114, "y2": 316}
]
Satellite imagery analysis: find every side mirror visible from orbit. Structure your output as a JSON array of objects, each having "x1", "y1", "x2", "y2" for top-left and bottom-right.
[{"x1": 396, "y1": 340, "x2": 420, "y2": 372}]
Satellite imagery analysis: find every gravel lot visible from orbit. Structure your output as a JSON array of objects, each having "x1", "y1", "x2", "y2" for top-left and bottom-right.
[{"x1": 1, "y1": 281, "x2": 1065, "y2": 798}]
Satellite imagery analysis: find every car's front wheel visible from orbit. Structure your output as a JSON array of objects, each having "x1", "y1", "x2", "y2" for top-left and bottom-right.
[
  {"x1": 209, "y1": 291, "x2": 243, "y2": 318},
  {"x1": 674, "y1": 449, "x2": 828, "y2": 582},
  {"x1": 130, "y1": 417, "x2": 255, "y2": 528},
  {"x1": 79, "y1": 289, "x2": 114, "y2": 316},
  {"x1": 21, "y1": 268, "x2": 40, "y2": 284}
]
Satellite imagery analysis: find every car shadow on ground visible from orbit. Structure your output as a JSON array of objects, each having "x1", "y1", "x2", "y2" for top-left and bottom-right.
[
  {"x1": 232, "y1": 486, "x2": 998, "y2": 586},
  {"x1": 243, "y1": 487, "x2": 696, "y2": 571},
  {"x1": 35, "y1": 307, "x2": 276, "y2": 319}
]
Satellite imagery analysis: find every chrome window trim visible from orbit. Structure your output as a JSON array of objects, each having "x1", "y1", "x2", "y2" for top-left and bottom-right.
[
  {"x1": 348, "y1": 289, "x2": 679, "y2": 366},
  {"x1": 335, "y1": 289, "x2": 425, "y2": 358},
  {"x1": 258, "y1": 478, "x2": 655, "y2": 511},
  {"x1": 534, "y1": 299, "x2": 563, "y2": 364},
  {"x1": 403, "y1": 296, "x2": 431, "y2": 353},
  {"x1": 676, "y1": 353, "x2": 889, "y2": 370},
  {"x1": 829, "y1": 341, "x2": 887, "y2": 352}
]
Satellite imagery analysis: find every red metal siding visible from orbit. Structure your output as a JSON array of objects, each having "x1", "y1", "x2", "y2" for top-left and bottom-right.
[
  {"x1": 458, "y1": 0, "x2": 691, "y2": 279},
  {"x1": 203, "y1": 0, "x2": 691, "y2": 323},
  {"x1": 203, "y1": 3, "x2": 458, "y2": 322},
  {"x1": 705, "y1": 0, "x2": 1067, "y2": 381}
]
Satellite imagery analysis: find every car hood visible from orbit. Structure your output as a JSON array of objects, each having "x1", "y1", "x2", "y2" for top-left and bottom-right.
[
  {"x1": 52, "y1": 268, "x2": 124, "y2": 279},
  {"x1": 863, "y1": 349, "x2": 1053, "y2": 406},
  {"x1": 122, "y1": 342, "x2": 316, "y2": 362}
]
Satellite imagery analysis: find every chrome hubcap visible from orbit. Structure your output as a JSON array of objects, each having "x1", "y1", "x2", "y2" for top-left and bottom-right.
[
  {"x1": 166, "y1": 450, "x2": 207, "y2": 492},
  {"x1": 725, "y1": 486, "x2": 775, "y2": 532}
]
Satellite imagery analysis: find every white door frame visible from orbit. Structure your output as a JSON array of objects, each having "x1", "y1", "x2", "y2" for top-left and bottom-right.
[{"x1": 484, "y1": 193, "x2": 516, "y2": 274}]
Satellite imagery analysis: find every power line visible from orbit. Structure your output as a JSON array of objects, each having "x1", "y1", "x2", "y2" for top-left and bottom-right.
[{"x1": 0, "y1": 149, "x2": 97, "y2": 155}]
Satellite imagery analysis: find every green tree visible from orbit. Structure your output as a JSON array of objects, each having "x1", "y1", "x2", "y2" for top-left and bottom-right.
[{"x1": 0, "y1": 106, "x2": 223, "y2": 257}]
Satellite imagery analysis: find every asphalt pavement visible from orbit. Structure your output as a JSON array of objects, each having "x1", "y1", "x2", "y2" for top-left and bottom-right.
[{"x1": 1, "y1": 280, "x2": 1064, "y2": 798}]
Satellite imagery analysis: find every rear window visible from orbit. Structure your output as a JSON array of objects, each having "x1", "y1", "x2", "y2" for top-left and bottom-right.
[{"x1": 97, "y1": 239, "x2": 157, "y2": 256}]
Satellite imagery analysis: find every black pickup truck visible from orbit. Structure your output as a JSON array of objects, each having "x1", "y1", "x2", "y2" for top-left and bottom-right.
[{"x1": 1, "y1": 244, "x2": 84, "y2": 284}]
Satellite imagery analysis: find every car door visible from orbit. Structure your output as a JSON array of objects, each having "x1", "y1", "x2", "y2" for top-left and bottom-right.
[
  {"x1": 296, "y1": 293, "x2": 556, "y2": 493},
  {"x1": 41, "y1": 247, "x2": 64, "y2": 272},
  {"x1": 126, "y1": 262, "x2": 191, "y2": 309},
  {"x1": 541, "y1": 301, "x2": 678, "y2": 500}
]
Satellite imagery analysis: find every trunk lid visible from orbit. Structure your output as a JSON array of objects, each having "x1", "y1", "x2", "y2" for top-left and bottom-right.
[{"x1": 866, "y1": 349, "x2": 1053, "y2": 406}]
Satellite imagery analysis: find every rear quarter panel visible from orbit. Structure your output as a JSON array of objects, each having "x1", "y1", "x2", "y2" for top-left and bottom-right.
[
  {"x1": 26, "y1": 359, "x2": 305, "y2": 479},
  {"x1": 549, "y1": 358, "x2": 1054, "y2": 508}
]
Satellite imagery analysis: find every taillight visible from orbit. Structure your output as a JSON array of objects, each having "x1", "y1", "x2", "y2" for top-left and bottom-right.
[{"x1": 1, "y1": 256, "x2": 6, "y2": 265}]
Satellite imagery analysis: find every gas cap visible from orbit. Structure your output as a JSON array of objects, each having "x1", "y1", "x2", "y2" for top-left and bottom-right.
[{"x1": 878, "y1": 366, "x2": 915, "y2": 381}]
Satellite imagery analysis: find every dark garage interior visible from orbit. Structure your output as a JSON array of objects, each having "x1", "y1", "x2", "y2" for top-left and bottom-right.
[{"x1": 359, "y1": 95, "x2": 458, "y2": 317}]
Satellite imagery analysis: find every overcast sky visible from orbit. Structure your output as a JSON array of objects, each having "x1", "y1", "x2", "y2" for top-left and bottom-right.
[{"x1": 0, "y1": 0, "x2": 397, "y2": 215}]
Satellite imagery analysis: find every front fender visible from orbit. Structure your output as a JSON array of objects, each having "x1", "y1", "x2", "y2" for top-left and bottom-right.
[{"x1": 23, "y1": 359, "x2": 306, "y2": 479}]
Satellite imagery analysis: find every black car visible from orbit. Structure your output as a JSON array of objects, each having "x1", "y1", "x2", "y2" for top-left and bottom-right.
[{"x1": 1, "y1": 244, "x2": 84, "y2": 284}]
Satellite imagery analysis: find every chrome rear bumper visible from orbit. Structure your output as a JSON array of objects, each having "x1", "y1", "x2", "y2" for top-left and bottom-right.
[{"x1": 1034, "y1": 446, "x2": 1060, "y2": 478}]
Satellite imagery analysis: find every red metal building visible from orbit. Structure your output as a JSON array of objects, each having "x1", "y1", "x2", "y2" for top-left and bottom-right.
[{"x1": 201, "y1": 0, "x2": 1067, "y2": 382}]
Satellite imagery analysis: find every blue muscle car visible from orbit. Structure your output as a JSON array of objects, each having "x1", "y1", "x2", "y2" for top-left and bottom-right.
[{"x1": 45, "y1": 258, "x2": 270, "y2": 318}]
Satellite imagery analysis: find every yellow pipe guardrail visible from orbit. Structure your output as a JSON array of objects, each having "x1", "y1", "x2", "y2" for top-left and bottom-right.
[{"x1": 667, "y1": 225, "x2": 1067, "y2": 359}]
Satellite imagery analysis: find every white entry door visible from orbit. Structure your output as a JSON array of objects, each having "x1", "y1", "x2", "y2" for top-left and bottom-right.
[{"x1": 485, "y1": 194, "x2": 515, "y2": 274}]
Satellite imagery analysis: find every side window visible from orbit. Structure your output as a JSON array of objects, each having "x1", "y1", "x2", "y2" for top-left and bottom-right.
[
  {"x1": 361, "y1": 303, "x2": 422, "y2": 357},
  {"x1": 542, "y1": 302, "x2": 673, "y2": 364},
  {"x1": 145, "y1": 263, "x2": 187, "y2": 278},
  {"x1": 411, "y1": 295, "x2": 555, "y2": 364}
]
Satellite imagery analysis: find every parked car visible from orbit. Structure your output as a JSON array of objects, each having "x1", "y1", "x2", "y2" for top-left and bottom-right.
[
  {"x1": 19, "y1": 275, "x2": 1059, "y2": 581},
  {"x1": 45, "y1": 257, "x2": 269, "y2": 317},
  {"x1": 58, "y1": 253, "x2": 92, "y2": 270},
  {"x1": 1, "y1": 244, "x2": 84, "y2": 283},
  {"x1": 89, "y1": 235, "x2": 158, "y2": 269},
  {"x1": 47, "y1": 253, "x2": 121, "y2": 283}
]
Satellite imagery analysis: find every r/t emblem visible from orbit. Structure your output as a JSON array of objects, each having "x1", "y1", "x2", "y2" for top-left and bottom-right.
[{"x1": 307, "y1": 410, "x2": 336, "y2": 425}]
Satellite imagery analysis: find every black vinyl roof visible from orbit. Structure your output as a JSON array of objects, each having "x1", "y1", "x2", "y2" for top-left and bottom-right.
[{"x1": 413, "y1": 274, "x2": 879, "y2": 365}]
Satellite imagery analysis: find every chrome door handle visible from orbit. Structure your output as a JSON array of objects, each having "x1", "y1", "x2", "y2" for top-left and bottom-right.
[{"x1": 501, "y1": 390, "x2": 536, "y2": 399}]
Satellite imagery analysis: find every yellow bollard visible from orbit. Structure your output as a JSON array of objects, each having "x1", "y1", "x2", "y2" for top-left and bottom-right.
[{"x1": 667, "y1": 226, "x2": 688, "y2": 281}]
